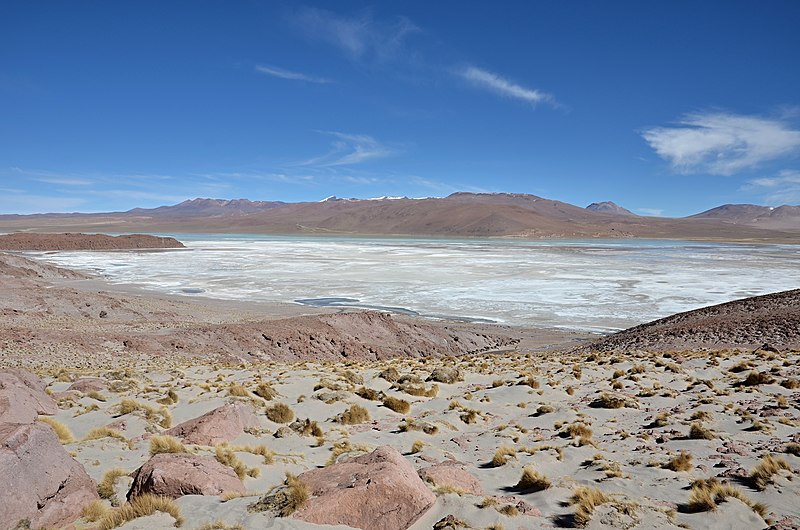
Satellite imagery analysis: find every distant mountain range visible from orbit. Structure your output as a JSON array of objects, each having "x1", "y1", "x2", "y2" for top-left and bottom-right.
[{"x1": 0, "y1": 193, "x2": 798, "y2": 242}]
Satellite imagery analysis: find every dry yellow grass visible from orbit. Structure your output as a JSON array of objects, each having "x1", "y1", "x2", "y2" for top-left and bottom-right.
[
  {"x1": 98, "y1": 468, "x2": 129, "y2": 499},
  {"x1": 750, "y1": 454, "x2": 791, "y2": 491},
  {"x1": 266, "y1": 402, "x2": 295, "y2": 423},
  {"x1": 515, "y1": 466, "x2": 551, "y2": 491},
  {"x1": 196, "y1": 521, "x2": 245, "y2": 530},
  {"x1": 688, "y1": 422, "x2": 715, "y2": 440},
  {"x1": 570, "y1": 485, "x2": 611, "y2": 527},
  {"x1": 687, "y1": 478, "x2": 767, "y2": 518},
  {"x1": 490, "y1": 446, "x2": 517, "y2": 467},
  {"x1": 231, "y1": 444, "x2": 275, "y2": 465},
  {"x1": 249, "y1": 473, "x2": 309, "y2": 517},
  {"x1": 84, "y1": 427, "x2": 129, "y2": 446},
  {"x1": 98, "y1": 494, "x2": 184, "y2": 529},
  {"x1": 338, "y1": 404, "x2": 370, "y2": 425},
  {"x1": 38, "y1": 416, "x2": 75, "y2": 444},
  {"x1": 149, "y1": 435, "x2": 188, "y2": 456},
  {"x1": 382, "y1": 396, "x2": 411, "y2": 414},
  {"x1": 662, "y1": 451, "x2": 693, "y2": 472},
  {"x1": 254, "y1": 382, "x2": 277, "y2": 400},
  {"x1": 215, "y1": 445, "x2": 248, "y2": 479},
  {"x1": 410, "y1": 440, "x2": 425, "y2": 454},
  {"x1": 80, "y1": 499, "x2": 109, "y2": 522},
  {"x1": 228, "y1": 383, "x2": 249, "y2": 397},
  {"x1": 355, "y1": 386, "x2": 382, "y2": 400}
]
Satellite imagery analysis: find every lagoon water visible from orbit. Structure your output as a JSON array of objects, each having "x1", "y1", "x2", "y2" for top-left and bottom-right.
[{"x1": 36, "y1": 235, "x2": 800, "y2": 332}]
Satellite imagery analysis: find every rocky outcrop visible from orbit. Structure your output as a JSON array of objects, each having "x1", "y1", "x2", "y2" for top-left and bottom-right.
[
  {"x1": 0, "y1": 369, "x2": 57, "y2": 425},
  {"x1": 67, "y1": 377, "x2": 108, "y2": 394},
  {"x1": 418, "y1": 461, "x2": 483, "y2": 495},
  {"x1": 0, "y1": 421, "x2": 98, "y2": 530},
  {"x1": 0, "y1": 232, "x2": 184, "y2": 251},
  {"x1": 164, "y1": 401, "x2": 260, "y2": 445},
  {"x1": 293, "y1": 445, "x2": 435, "y2": 530},
  {"x1": 127, "y1": 453, "x2": 245, "y2": 500}
]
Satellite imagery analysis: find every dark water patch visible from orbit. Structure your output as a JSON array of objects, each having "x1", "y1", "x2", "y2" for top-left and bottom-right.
[{"x1": 180, "y1": 288, "x2": 205, "y2": 294}]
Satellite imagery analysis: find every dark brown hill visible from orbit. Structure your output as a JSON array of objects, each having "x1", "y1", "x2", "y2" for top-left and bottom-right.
[
  {"x1": 583, "y1": 289, "x2": 800, "y2": 352},
  {"x1": 0, "y1": 233, "x2": 184, "y2": 251}
]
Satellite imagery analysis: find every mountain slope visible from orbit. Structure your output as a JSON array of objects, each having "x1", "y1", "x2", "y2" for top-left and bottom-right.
[
  {"x1": 690, "y1": 204, "x2": 800, "y2": 230},
  {"x1": 586, "y1": 201, "x2": 636, "y2": 216}
]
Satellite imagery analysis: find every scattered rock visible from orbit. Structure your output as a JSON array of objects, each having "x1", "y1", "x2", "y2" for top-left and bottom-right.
[
  {"x1": 164, "y1": 401, "x2": 260, "y2": 445},
  {"x1": 67, "y1": 377, "x2": 108, "y2": 394},
  {"x1": 127, "y1": 453, "x2": 245, "y2": 500},
  {"x1": 293, "y1": 445, "x2": 435, "y2": 530},
  {"x1": 419, "y1": 461, "x2": 483, "y2": 495},
  {"x1": 427, "y1": 366, "x2": 464, "y2": 384},
  {"x1": 0, "y1": 369, "x2": 58, "y2": 425},
  {"x1": 0, "y1": 421, "x2": 98, "y2": 530}
]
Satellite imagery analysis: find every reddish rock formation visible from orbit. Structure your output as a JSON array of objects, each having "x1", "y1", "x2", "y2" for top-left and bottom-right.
[
  {"x1": 127, "y1": 453, "x2": 245, "y2": 500},
  {"x1": 0, "y1": 369, "x2": 57, "y2": 425},
  {"x1": 418, "y1": 461, "x2": 483, "y2": 495},
  {"x1": 67, "y1": 377, "x2": 108, "y2": 394},
  {"x1": 164, "y1": 401, "x2": 260, "y2": 445},
  {"x1": 0, "y1": 421, "x2": 98, "y2": 529},
  {"x1": 0, "y1": 232, "x2": 184, "y2": 251},
  {"x1": 293, "y1": 445, "x2": 435, "y2": 530}
]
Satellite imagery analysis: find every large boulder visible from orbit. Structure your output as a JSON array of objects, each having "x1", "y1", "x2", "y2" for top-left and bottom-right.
[
  {"x1": 418, "y1": 461, "x2": 483, "y2": 495},
  {"x1": 0, "y1": 421, "x2": 98, "y2": 530},
  {"x1": 127, "y1": 453, "x2": 245, "y2": 500},
  {"x1": 293, "y1": 445, "x2": 435, "y2": 530},
  {"x1": 0, "y1": 369, "x2": 57, "y2": 425},
  {"x1": 67, "y1": 377, "x2": 108, "y2": 394},
  {"x1": 164, "y1": 401, "x2": 260, "y2": 445}
]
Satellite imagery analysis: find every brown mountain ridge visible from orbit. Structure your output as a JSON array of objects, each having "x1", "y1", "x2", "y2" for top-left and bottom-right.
[{"x1": 0, "y1": 193, "x2": 798, "y2": 242}]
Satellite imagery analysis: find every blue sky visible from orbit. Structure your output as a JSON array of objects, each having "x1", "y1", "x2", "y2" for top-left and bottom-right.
[{"x1": 2, "y1": 1, "x2": 799, "y2": 216}]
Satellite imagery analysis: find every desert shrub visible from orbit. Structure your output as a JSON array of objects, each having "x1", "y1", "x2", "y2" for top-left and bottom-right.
[
  {"x1": 570, "y1": 486, "x2": 610, "y2": 527},
  {"x1": 196, "y1": 521, "x2": 245, "y2": 530},
  {"x1": 266, "y1": 403, "x2": 294, "y2": 424},
  {"x1": 687, "y1": 478, "x2": 767, "y2": 518},
  {"x1": 254, "y1": 382, "x2": 277, "y2": 400},
  {"x1": 149, "y1": 435, "x2": 187, "y2": 456},
  {"x1": 86, "y1": 390, "x2": 107, "y2": 402},
  {"x1": 249, "y1": 473, "x2": 309, "y2": 516},
  {"x1": 428, "y1": 367, "x2": 463, "y2": 384},
  {"x1": 382, "y1": 396, "x2": 411, "y2": 414},
  {"x1": 781, "y1": 378, "x2": 800, "y2": 389},
  {"x1": 98, "y1": 468, "x2": 129, "y2": 500},
  {"x1": 215, "y1": 445, "x2": 247, "y2": 479},
  {"x1": 590, "y1": 392, "x2": 635, "y2": 409},
  {"x1": 81, "y1": 500, "x2": 109, "y2": 522},
  {"x1": 739, "y1": 371, "x2": 775, "y2": 386},
  {"x1": 378, "y1": 366, "x2": 400, "y2": 382},
  {"x1": 38, "y1": 416, "x2": 75, "y2": 444},
  {"x1": 228, "y1": 384, "x2": 249, "y2": 397},
  {"x1": 98, "y1": 494, "x2": 183, "y2": 529},
  {"x1": 399, "y1": 418, "x2": 439, "y2": 435},
  {"x1": 410, "y1": 440, "x2": 425, "y2": 454},
  {"x1": 355, "y1": 386, "x2": 382, "y2": 401},
  {"x1": 786, "y1": 442, "x2": 800, "y2": 456},
  {"x1": 688, "y1": 422, "x2": 716, "y2": 440},
  {"x1": 662, "y1": 451, "x2": 693, "y2": 472},
  {"x1": 515, "y1": 466, "x2": 551, "y2": 491},
  {"x1": 750, "y1": 454, "x2": 791, "y2": 491},
  {"x1": 490, "y1": 446, "x2": 517, "y2": 467},
  {"x1": 338, "y1": 404, "x2": 370, "y2": 425},
  {"x1": 84, "y1": 427, "x2": 129, "y2": 446},
  {"x1": 536, "y1": 404, "x2": 554, "y2": 415}
]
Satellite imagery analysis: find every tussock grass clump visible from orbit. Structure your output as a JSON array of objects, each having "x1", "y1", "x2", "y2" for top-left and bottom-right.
[
  {"x1": 231, "y1": 444, "x2": 275, "y2": 465},
  {"x1": 98, "y1": 468, "x2": 129, "y2": 500},
  {"x1": 38, "y1": 416, "x2": 75, "y2": 444},
  {"x1": 338, "y1": 404, "x2": 370, "y2": 425},
  {"x1": 248, "y1": 473, "x2": 309, "y2": 517},
  {"x1": 378, "y1": 366, "x2": 400, "y2": 382},
  {"x1": 662, "y1": 451, "x2": 693, "y2": 472},
  {"x1": 116, "y1": 399, "x2": 172, "y2": 428},
  {"x1": 399, "y1": 417, "x2": 439, "y2": 435},
  {"x1": 215, "y1": 445, "x2": 248, "y2": 480},
  {"x1": 729, "y1": 360, "x2": 753, "y2": 373},
  {"x1": 570, "y1": 486, "x2": 611, "y2": 527},
  {"x1": 266, "y1": 403, "x2": 295, "y2": 424},
  {"x1": 86, "y1": 390, "x2": 107, "y2": 402},
  {"x1": 84, "y1": 427, "x2": 130, "y2": 446},
  {"x1": 228, "y1": 384, "x2": 249, "y2": 397},
  {"x1": 750, "y1": 454, "x2": 791, "y2": 491},
  {"x1": 149, "y1": 435, "x2": 187, "y2": 456},
  {"x1": 688, "y1": 422, "x2": 716, "y2": 440},
  {"x1": 396, "y1": 382, "x2": 439, "y2": 397},
  {"x1": 410, "y1": 440, "x2": 425, "y2": 454},
  {"x1": 428, "y1": 366, "x2": 463, "y2": 384},
  {"x1": 81, "y1": 499, "x2": 109, "y2": 522},
  {"x1": 687, "y1": 478, "x2": 767, "y2": 518},
  {"x1": 590, "y1": 392, "x2": 636, "y2": 409},
  {"x1": 739, "y1": 371, "x2": 776, "y2": 387},
  {"x1": 293, "y1": 418, "x2": 324, "y2": 438},
  {"x1": 355, "y1": 386, "x2": 382, "y2": 401},
  {"x1": 156, "y1": 388, "x2": 179, "y2": 405},
  {"x1": 786, "y1": 442, "x2": 800, "y2": 456},
  {"x1": 517, "y1": 376, "x2": 540, "y2": 389},
  {"x1": 253, "y1": 382, "x2": 277, "y2": 400},
  {"x1": 382, "y1": 396, "x2": 411, "y2": 414},
  {"x1": 781, "y1": 378, "x2": 800, "y2": 389},
  {"x1": 98, "y1": 494, "x2": 184, "y2": 529},
  {"x1": 515, "y1": 466, "x2": 551, "y2": 491},
  {"x1": 196, "y1": 521, "x2": 245, "y2": 530},
  {"x1": 490, "y1": 446, "x2": 517, "y2": 467}
]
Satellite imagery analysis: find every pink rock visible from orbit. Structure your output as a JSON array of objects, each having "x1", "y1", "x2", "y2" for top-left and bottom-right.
[
  {"x1": 164, "y1": 401, "x2": 260, "y2": 445},
  {"x1": 293, "y1": 445, "x2": 435, "y2": 530},
  {"x1": 0, "y1": 369, "x2": 58, "y2": 425},
  {"x1": 418, "y1": 461, "x2": 484, "y2": 495},
  {"x1": 0, "y1": 421, "x2": 98, "y2": 530},
  {"x1": 127, "y1": 453, "x2": 245, "y2": 500},
  {"x1": 67, "y1": 377, "x2": 108, "y2": 394}
]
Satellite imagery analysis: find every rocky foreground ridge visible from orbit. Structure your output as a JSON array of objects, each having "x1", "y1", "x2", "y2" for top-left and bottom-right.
[{"x1": 0, "y1": 232, "x2": 184, "y2": 251}]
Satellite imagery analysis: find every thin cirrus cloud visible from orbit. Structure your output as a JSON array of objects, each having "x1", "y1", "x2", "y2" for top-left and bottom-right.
[
  {"x1": 300, "y1": 131, "x2": 395, "y2": 167},
  {"x1": 289, "y1": 6, "x2": 419, "y2": 62},
  {"x1": 642, "y1": 112, "x2": 800, "y2": 176},
  {"x1": 458, "y1": 66, "x2": 555, "y2": 107},
  {"x1": 254, "y1": 65, "x2": 331, "y2": 84},
  {"x1": 744, "y1": 169, "x2": 800, "y2": 204}
]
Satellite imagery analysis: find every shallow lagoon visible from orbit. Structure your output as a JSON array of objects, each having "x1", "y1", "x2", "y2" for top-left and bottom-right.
[{"x1": 36, "y1": 235, "x2": 800, "y2": 332}]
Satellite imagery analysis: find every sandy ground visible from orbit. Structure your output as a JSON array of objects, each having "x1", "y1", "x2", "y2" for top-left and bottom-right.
[{"x1": 2, "y1": 252, "x2": 799, "y2": 529}]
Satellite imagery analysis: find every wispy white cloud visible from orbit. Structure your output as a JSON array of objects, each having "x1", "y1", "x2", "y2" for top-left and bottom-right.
[
  {"x1": 642, "y1": 112, "x2": 800, "y2": 176},
  {"x1": 458, "y1": 66, "x2": 555, "y2": 107},
  {"x1": 290, "y1": 7, "x2": 419, "y2": 62},
  {"x1": 255, "y1": 64, "x2": 331, "y2": 84},
  {"x1": 300, "y1": 131, "x2": 395, "y2": 167},
  {"x1": 743, "y1": 169, "x2": 800, "y2": 204}
]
